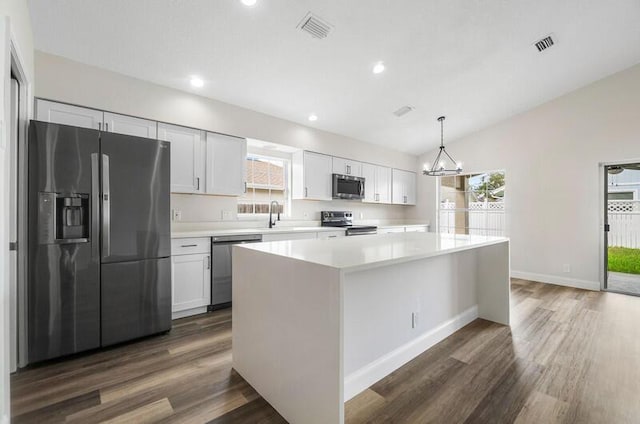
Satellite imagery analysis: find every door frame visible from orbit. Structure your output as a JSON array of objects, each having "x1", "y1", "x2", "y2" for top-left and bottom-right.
[
  {"x1": 599, "y1": 160, "x2": 640, "y2": 294},
  {"x1": 9, "y1": 33, "x2": 33, "y2": 369}
]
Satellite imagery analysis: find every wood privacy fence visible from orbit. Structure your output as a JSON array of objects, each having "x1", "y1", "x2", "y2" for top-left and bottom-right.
[
  {"x1": 608, "y1": 200, "x2": 640, "y2": 249},
  {"x1": 439, "y1": 202, "x2": 505, "y2": 236}
]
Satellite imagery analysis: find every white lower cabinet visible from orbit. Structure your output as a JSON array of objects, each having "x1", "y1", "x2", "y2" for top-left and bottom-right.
[{"x1": 171, "y1": 238, "x2": 211, "y2": 319}]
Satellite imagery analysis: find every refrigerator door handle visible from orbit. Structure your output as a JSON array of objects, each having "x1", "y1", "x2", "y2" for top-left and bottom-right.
[
  {"x1": 91, "y1": 153, "x2": 100, "y2": 258},
  {"x1": 102, "y1": 154, "x2": 111, "y2": 259}
]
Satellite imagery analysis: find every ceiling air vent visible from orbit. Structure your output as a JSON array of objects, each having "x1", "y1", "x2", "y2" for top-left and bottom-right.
[
  {"x1": 297, "y1": 12, "x2": 333, "y2": 39},
  {"x1": 534, "y1": 35, "x2": 555, "y2": 52},
  {"x1": 393, "y1": 106, "x2": 415, "y2": 117}
]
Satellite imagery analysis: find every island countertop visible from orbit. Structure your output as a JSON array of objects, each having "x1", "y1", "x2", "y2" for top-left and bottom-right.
[
  {"x1": 232, "y1": 231, "x2": 510, "y2": 424},
  {"x1": 236, "y1": 232, "x2": 508, "y2": 273}
]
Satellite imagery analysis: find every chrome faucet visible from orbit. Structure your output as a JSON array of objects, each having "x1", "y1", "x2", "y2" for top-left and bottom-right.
[{"x1": 269, "y1": 201, "x2": 280, "y2": 228}]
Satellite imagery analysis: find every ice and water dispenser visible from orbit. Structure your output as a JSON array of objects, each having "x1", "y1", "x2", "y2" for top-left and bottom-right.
[{"x1": 38, "y1": 192, "x2": 90, "y2": 244}]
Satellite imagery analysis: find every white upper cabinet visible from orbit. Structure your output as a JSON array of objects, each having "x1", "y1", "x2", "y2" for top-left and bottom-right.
[
  {"x1": 36, "y1": 99, "x2": 103, "y2": 130},
  {"x1": 36, "y1": 100, "x2": 158, "y2": 139},
  {"x1": 376, "y1": 165, "x2": 393, "y2": 204},
  {"x1": 332, "y1": 157, "x2": 362, "y2": 177},
  {"x1": 361, "y1": 163, "x2": 376, "y2": 203},
  {"x1": 392, "y1": 169, "x2": 417, "y2": 205},
  {"x1": 362, "y1": 163, "x2": 392, "y2": 204},
  {"x1": 206, "y1": 132, "x2": 247, "y2": 196},
  {"x1": 103, "y1": 112, "x2": 157, "y2": 139},
  {"x1": 292, "y1": 151, "x2": 333, "y2": 200},
  {"x1": 158, "y1": 123, "x2": 206, "y2": 194}
]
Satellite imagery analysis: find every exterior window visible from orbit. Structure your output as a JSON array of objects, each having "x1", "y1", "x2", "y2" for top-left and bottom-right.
[
  {"x1": 238, "y1": 154, "x2": 290, "y2": 216},
  {"x1": 438, "y1": 171, "x2": 506, "y2": 236}
]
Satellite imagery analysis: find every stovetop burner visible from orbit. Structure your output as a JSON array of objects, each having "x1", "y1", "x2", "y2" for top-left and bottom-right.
[{"x1": 321, "y1": 211, "x2": 377, "y2": 235}]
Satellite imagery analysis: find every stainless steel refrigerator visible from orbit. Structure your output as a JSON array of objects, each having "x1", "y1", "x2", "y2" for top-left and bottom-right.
[{"x1": 28, "y1": 120, "x2": 171, "y2": 363}]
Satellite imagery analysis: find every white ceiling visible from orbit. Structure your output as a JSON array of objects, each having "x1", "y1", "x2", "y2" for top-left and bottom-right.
[{"x1": 28, "y1": 0, "x2": 640, "y2": 155}]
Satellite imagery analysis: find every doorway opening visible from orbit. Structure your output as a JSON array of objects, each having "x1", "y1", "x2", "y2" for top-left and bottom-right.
[{"x1": 604, "y1": 163, "x2": 640, "y2": 295}]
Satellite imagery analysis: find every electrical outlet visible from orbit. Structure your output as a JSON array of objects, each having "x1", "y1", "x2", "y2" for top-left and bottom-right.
[
  {"x1": 562, "y1": 263, "x2": 571, "y2": 273},
  {"x1": 221, "y1": 210, "x2": 233, "y2": 221},
  {"x1": 303, "y1": 212, "x2": 309, "y2": 219},
  {"x1": 172, "y1": 209, "x2": 182, "y2": 221},
  {"x1": 411, "y1": 312, "x2": 418, "y2": 329}
]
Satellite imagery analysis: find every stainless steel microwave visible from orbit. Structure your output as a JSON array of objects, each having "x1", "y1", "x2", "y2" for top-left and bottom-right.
[{"x1": 332, "y1": 173, "x2": 365, "y2": 200}]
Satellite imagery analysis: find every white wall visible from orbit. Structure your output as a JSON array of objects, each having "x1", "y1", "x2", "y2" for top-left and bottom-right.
[
  {"x1": 34, "y1": 51, "x2": 418, "y2": 224},
  {"x1": 0, "y1": 0, "x2": 34, "y2": 421},
  {"x1": 410, "y1": 63, "x2": 640, "y2": 290}
]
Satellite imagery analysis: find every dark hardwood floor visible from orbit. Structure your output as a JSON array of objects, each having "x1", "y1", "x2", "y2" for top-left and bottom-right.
[{"x1": 11, "y1": 279, "x2": 640, "y2": 423}]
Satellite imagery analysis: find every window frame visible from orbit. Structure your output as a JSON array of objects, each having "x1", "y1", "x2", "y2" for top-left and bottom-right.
[
  {"x1": 237, "y1": 152, "x2": 292, "y2": 219},
  {"x1": 436, "y1": 170, "x2": 506, "y2": 236}
]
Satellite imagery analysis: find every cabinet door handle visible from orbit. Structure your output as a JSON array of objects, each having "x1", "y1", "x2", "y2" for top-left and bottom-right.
[
  {"x1": 180, "y1": 244, "x2": 197, "y2": 248},
  {"x1": 98, "y1": 122, "x2": 102, "y2": 131},
  {"x1": 206, "y1": 255, "x2": 210, "y2": 270},
  {"x1": 105, "y1": 122, "x2": 109, "y2": 132},
  {"x1": 304, "y1": 187, "x2": 308, "y2": 198},
  {"x1": 196, "y1": 177, "x2": 200, "y2": 191},
  {"x1": 244, "y1": 182, "x2": 247, "y2": 193},
  {"x1": 346, "y1": 164, "x2": 351, "y2": 174}
]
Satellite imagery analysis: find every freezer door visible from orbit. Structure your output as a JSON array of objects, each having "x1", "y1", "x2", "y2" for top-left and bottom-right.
[
  {"x1": 27, "y1": 121, "x2": 101, "y2": 363},
  {"x1": 100, "y1": 132, "x2": 171, "y2": 262},
  {"x1": 101, "y1": 257, "x2": 172, "y2": 346}
]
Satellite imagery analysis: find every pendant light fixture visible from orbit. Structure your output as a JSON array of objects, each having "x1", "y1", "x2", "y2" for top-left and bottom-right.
[{"x1": 422, "y1": 116, "x2": 463, "y2": 177}]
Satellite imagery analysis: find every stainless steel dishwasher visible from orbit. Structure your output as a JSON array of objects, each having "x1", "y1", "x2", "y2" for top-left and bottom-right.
[{"x1": 210, "y1": 234, "x2": 263, "y2": 310}]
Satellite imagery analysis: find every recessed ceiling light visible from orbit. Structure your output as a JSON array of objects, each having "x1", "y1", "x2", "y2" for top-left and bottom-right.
[
  {"x1": 241, "y1": 0, "x2": 257, "y2": 6},
  {"x1": 190, "y1": 76, "x2": 204, "y2": 88},
  {"x1": 308, "y1": 114, "x2": 318, "y2": 122},
  {"x1": 372, "y1": 61, "x2": 385, "y2": 74}
]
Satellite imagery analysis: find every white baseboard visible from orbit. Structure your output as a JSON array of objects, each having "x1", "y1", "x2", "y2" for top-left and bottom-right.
[
  {"x1": 172, "y1": 306, "x2": 208, "y2": 320},
  {"x1": 343, "y1": 305, "x2": 478, "y2": 401},
  {"x1": 511, "y1": 270, "x2": 600, "y2": 291}
]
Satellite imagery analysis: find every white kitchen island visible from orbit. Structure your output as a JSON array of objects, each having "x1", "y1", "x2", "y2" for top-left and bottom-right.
[{"x1": 232, "y1": 232, "x2": 510, "y2": 424}]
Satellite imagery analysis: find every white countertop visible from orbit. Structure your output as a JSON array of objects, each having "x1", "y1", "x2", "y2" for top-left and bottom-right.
[
  {"x1": 171, "y1": 223, "x2": 429, "y2": 238},
  {"x1": 377, "y1": 224, "x2": 429, "y2": 229},
  {"x1": 237, "y1": 232, "x2": 508, "y2": 272},
  {"x1": 171, "y1": 226, "x2": 344, "y2": 238}
]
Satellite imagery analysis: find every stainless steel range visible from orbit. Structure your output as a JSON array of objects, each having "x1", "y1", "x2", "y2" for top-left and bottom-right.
[{"x1": 321, "y1": 211, "x2": 377, "y2": 236}]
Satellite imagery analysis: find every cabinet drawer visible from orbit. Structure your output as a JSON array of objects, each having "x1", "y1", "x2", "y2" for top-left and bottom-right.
[
  {"x1": 317, "y1": 230, "x2": 346, "y2": 239},
  {"x1": 171, "y1": 238, "x2": 211, "y2": 255}
]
